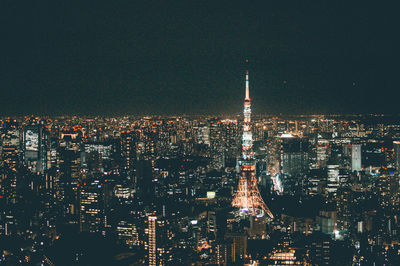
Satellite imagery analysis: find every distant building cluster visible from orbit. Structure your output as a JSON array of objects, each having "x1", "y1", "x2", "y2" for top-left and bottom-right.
[{"x1": 1, "y1": 113, "x2": 400, "y2": 265}]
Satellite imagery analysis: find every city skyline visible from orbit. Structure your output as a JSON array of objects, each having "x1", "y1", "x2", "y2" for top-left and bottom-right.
[{"x1": 1, "y1": 1, "x2": 400, "y2": 265}]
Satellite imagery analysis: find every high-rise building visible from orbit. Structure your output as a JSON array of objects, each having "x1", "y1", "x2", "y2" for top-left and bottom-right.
[
  {"x1": 121, "y1": 131, "x2": 136, "y2": 170},
  {"x1": 59, "y1": 148, "x2": 81, "y2": 207},
  {"x1": 210, "y1": 121, "x2": 225, "y2": 169},
  {"x1": 351, "y1": 144, "x2": 362, "y2": 172},
  {"x1": 197, "y1": 126, "x2": 210, "y2": 145},
  {"x1": 326, "y1": 164, "x2": 340, "y2": 194},
  {"x1": 24, "y1": 124, "x2": 47, "y2": 173},
  {"x1": 281, "y1": 135, "x2": 309, "y2": 176},
  {"x1": 0, "y1": 121, "x2": 21, "y2": 201},
  {"x1": 46, "y1": 137, "x2": 58, "y2": 169},
  {"x1": 393, "y1": 141, "x2": 400, "y2": 171},
  {"x1": 315, "y1": 139, "x2": 330, "y2": 169},
  {"x1": 148, "y1": 216, "x2": 157, "y2": 266},
  {"x1": 1, "y1": 120, "x2": 21, "y2": 172},
  {"x1": 136, "y1": 160, "x2": 154, "y2": 200},
  {"x1": 147, "y1": 216, "x2": 166, "y2": 266},
  {"x1": 79, "y1": 180, "x2": 104, "y2": 233},
  {"x1": 81, "y1": 141, "x2": 118, "y2": 172}
]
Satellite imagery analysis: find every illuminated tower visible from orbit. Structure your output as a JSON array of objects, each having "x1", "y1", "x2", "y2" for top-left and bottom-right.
[{"x1": 232, "y1": 66, "x2": 274, "y2": 219}]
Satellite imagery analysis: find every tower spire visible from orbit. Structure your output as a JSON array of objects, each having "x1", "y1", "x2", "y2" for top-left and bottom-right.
[
  {"x1": 232, "y1": 61, "x2": 274, "y2": 219},
  {"x1": 245, "y1": 59, "x2": 250, "y2": 100},
  {"x1": 245, "y1": 70, "x2": 249, "y2": 100}
]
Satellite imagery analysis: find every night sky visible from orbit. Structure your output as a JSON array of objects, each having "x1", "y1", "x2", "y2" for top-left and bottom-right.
[{"x1": 1, "y1": 1, "x2": 398, "y2": 115}]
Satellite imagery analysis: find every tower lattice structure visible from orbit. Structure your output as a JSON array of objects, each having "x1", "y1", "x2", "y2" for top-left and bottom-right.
[{"x1": 232, "y1": 68, "x2": 274, "y2": 219}]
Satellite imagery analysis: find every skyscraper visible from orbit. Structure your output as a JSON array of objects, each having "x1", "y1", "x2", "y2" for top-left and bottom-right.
[
  {"x1": 1, "y1": 120, "x2": 20, "y2": 172},
  {"x1": 147, "y1": 215, "x2": 167, "y2": 265},
  {"x1": 393, "y1": 141, "x2": 400, "y2": 171},
  {"x1": 148, "y1": 216, "x2": 157, "y2": 266},
  {"x1": 281, "y1": 135, "x2": 309, "y2": 176},
  {"x1": 79, "y1": 181, "x2": 104, "y2": 233},
  {"x1": 24, "y1": 124, "x2": 47, "y2": 173},
  {"x1": 232, "y1": 65, "x2": 273, "y2": 218},
  {"x1": 351, "y1": 144, "x2": 362, "y2": 172},
  {"x1": 121, "y1": 131, "x2": 136, "y2": 170}
]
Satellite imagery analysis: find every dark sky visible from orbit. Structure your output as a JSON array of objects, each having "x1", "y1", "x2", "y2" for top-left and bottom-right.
[{"x1": 1, "y1": 1, "x2": 398, "y2": 115}]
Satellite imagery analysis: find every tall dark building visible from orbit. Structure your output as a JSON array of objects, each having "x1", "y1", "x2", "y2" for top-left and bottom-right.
[
  {"x1": 1, "y1": 120, "x2": 21, "y2": 172},
  {"x1": 121, "y1": 131, "x2": 136, "y2": 170},
  {"x1": 136, "y1": 160, "x2": 154, "y2": 199},
  {"x1": 281, "y1": 135, "x2": 309, "y2": 176},
  {"x1": 24, "y1": 124, "x2": 47, "y2": 173},
  {"x1": 79, "y1": 180, "x2": 105, "y2": 233}
]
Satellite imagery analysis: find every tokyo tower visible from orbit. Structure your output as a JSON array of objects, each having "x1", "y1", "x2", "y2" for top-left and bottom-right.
[{"x1": 232, "y1": 65, "x2": 274, "y2": 219}]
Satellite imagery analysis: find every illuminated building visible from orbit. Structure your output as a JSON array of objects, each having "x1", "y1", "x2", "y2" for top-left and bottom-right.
[
  {"x1": 197, "y1": 126, "x2": 210, "y2": 145},
  {"x1": 46, "y1": 137, "x2": 58, "y2": 169},
  {"x1": 316, "y1": 139, "x2": 330, "y2": 169},
  {"x1": 351, "y1": 144, "x2": 362, "y2": 172},
  {"x1": 393, "y1": 141, "x2": 400, "y2": 171},
  {"x1": 147, "y1": 216, "x2": 156, "y2": 266},
  {"x1": 307, "y1": 168, "x2": 327, "y2": 195},
  {"x1": 147, "y1": 216, "x2": 166, "y2": 266},
  {"x1": 79, "y1": 180, "x2": 104, "y2": 233},
  {"x1": 213, "y1": 242, "x2": 228, "y2": 265},
  {"x1": 207, "y1": 211, "x2": 217, "y2": 239},
  {"x1": 326, "y1": 164, "x2": 339, "y2": 194},
  {"x1": 81, "y1": 141, "x2": 117, "y2": 172},
  {"x1": 210, "y1": 121, "x2": 225, "y2": 169},
  {"x1": 1, "y1": 120, "x2": 20, "y2": 172},
  {"x1": 305, "y1": 232, "x2": 331, "y2": 265},
  {"x1": 24, "y1": 124, "x2": 47, "y2": 173},
  {"x1": 335, "y1": 187, "x2": 352, "y2": 230},
  {"x1": 1, "y1": 145, "x2": 19, "y2": 171},
  {"x1": 281, "y1": 135, "x2": 309, "y2": 176},
  {"x1": 116, "y1": 220, "x2": 139, "y2": 246},
  {"x1": 114, "y1": 184, "x2": 133, "y2": 199},
  {"x1": 232, "y1": 66, "x2": 274, "y2": 218},
  {"x1": 222, "y1": 120, "x2": 239, "y2": 163},
  {"x1": 375, "y1": 170, "x2": 398, "y2": 210},
  {"x1": 121, "y1": 131, "x2": 136, "y2": 170},
  {"x1": 267, "y1": 248, "x2": 306, "y2": 265},
  {"x1": 1, "y1": 121, "x2": 21, "y2": 201}
]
